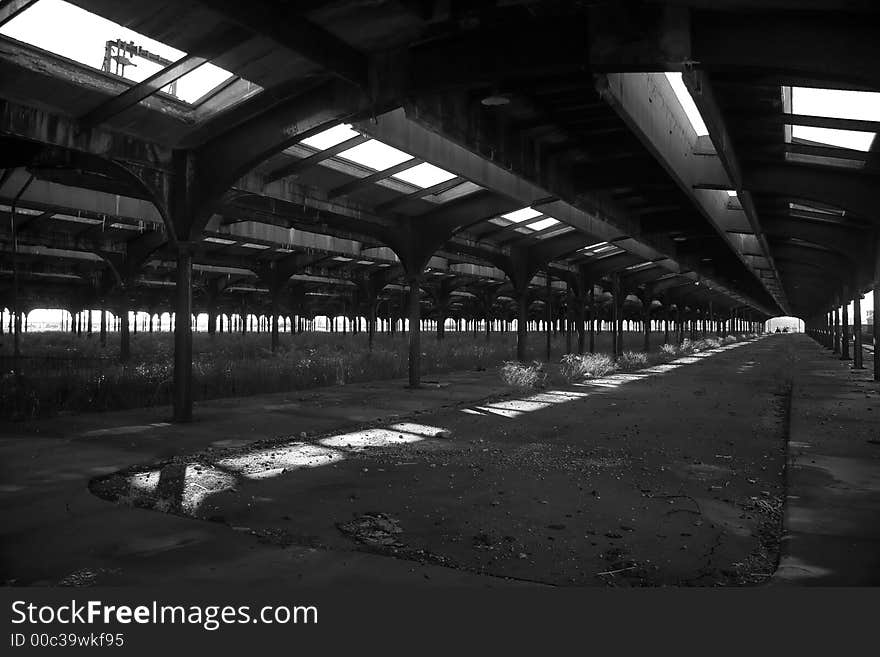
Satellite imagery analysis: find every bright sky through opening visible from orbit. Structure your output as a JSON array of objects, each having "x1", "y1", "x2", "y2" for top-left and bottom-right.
[
  {"x1": 1, "y1": 0, "x2": 234, "y2": 103},
  {"x1": 791, "y1": 87, "x2": 879, "y2": 151},
  {"x1": 501, "y1": 207, "x2": 543, "y2": 223},
  {"x1": 300, "y1": 124, "x2": 360, "y2": 150},
  {"x1": 665, "y1": 73, "x2": 709, "y2": 136},
  {"x1": 336, "y1": 140, "x2": 412, "y2": 171}
]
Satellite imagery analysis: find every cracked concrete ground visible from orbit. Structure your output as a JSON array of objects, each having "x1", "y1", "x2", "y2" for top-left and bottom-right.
[{"x1": 2, "y1": 336, "x2": 795, "y2": 587}]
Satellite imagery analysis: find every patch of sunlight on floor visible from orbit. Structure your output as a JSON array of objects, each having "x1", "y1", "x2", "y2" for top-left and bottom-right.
[
  {"x1": 181, "y1": 465, "x2": 237, "y2": 513},
  {"x1": 641, "y1": 364, "x2": 683, "y2": 373},
  {"x1": 473, "y1": 405, "x2": 522, "y2": 418},
  {"x1": 216, "y1": 443, "x2": 343, "y2": 480},
  {"x1": 127, "y1": 470, "x2": 160, "y2": 493},
  {"x1": 575, "y1": 380, "x2": 623, "y2": 388},
  {"x1": 318, "y1": 428, "x2": 424, "y2": 450},
  {"x1": 485, "y1": 399, "x2": 552, "y2": 413},
  {"x1": 388, "y1": 422, "x2": 449, "y2": 438},
  {"x1": 528, "y1": 390, "x2": 590, "y2": 404}
]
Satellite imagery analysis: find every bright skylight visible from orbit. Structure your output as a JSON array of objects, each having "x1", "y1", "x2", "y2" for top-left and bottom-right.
[
  {"x1": 336, "y1": 139, "x2": 412, "y2": 171},
  {"x1": 726, "y1": 190, "x2": 737, "y2": 197},
  {"x1": 665, "y1": 73, "x2": 709, "y2": 136},
  {"x1": 391, "y1": 162, "x2": 456, "y2": 188},
  {"x1": 791, "y1": 126, "x2": 875, "y2": 151},
  {"x1": 300, "y1": 124, "x2": 361, "y2": 151},
  {"x1": 792, "y1": 87, "x2": 880, "y2": 122},
  {"x1": 501, "y1": 207, "x2": 543, "y2": 223},
  {"x1": 790, "y1": 86, "x2": 879, "y2": 151},
  {"x1": 1, "y1": 0, "x2": 235, "y2": 103},
  {"x1": 525, "y1": 217, "x2": 560, "y2": 232}
]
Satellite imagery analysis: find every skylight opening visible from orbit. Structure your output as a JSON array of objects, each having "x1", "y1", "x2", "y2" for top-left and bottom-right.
[
  {"x1": 0, "y1": 0, "x2": 237, "y2": 104},
  {"x1": 240, "y1": 242, "x2": 270, "y2": 250},
  {"x1": 501, "y1": 207, "x2": 543, "y2": 223},
  {"x1": 726, "y1": 190, "x2": 737, "y2": 197},
  {"x1": 525, "y1": 217, "x2": 560, "y2": 232},
  {"x1": 332, "y1": 256, "x2": 353, "y2": 262},
  {"x1": 300, "y1": 124, "x2": 361, "y2": 151},
  {"x1": 203, "y1": 236, "x2": 237, "y2": 245},
  {"x1": 391, "y1": 162, "x2": 456, "y2": 188},
  {"x1": 791, "y1": 86, "x2": 880, "y2": 121},
  {"x1": 792, "y1": 127, "x2": 875, "y2": 151},
  {"x1": 336, "y1": 139, "x2": 412, "y2": 171},
  {"x1": 790, "y1": 86, "x2": 878, "y2": 151},
  {"x1": 665, "y1": 73, "x2": 709, "y2": 137}
]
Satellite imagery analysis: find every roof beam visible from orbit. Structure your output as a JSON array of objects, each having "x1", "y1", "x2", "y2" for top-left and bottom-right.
[
  {"x1": 684, "y1": 69, "x2": 789, "y2": 314},
  {"x1": 733, "y1": 112, "x2": 880, "y2": 135},
  {"x1": 195, "y1": 0, "x2": 368, "y2": 88}
]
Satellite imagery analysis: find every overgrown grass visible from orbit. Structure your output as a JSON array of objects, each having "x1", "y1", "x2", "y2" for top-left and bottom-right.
[
  {"x1": 500, "y1": 361, "x2": 547, "y2": 389},
  {"x1": 617, "y1": 351, "x2": 649, "y2": 371},
  {"x1": 559, "y1": 353, "x2": 617, "y2": 383}
]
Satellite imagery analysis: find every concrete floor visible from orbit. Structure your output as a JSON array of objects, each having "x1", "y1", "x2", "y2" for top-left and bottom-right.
[
  {"x1": 2, "y1": 334, "x2": 874, "y2": 587},
  {"x1": 774, "y1": 338, "x2": 880, "y2": 585}
]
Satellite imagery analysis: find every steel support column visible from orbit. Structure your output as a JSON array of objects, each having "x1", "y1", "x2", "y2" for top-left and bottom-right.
[
  {"x1": 853, "y1": 292, "x2": 864, "y2": 369},
  {"x1": 173, "y1": 246, "x2": 194, "y2": 422},
  {"x1": 407, "y1": 276, "x2": 422, "y2": 387},
  {"x1": 516, "y1": 291, "x2": 529, "y2": 362}
]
